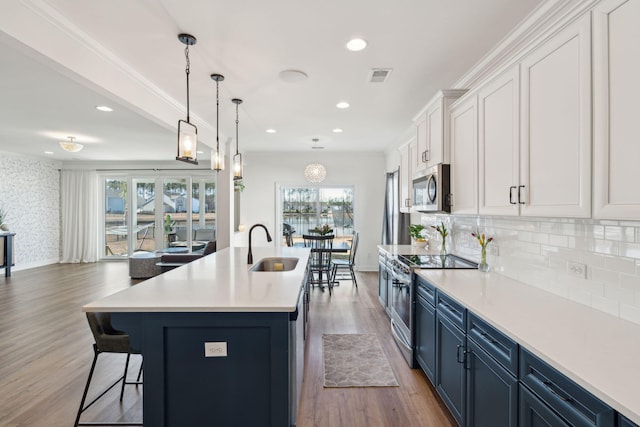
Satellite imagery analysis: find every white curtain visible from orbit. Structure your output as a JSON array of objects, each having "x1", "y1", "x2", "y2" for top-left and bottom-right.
[{"x1": 60, "y1": 169, "x2": 98, "y2": 263}]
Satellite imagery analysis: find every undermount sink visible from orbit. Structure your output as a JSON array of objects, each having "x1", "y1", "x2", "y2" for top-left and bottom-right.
[{"x1": 249, "y1": 257, "x2": 299, "y2": 272}]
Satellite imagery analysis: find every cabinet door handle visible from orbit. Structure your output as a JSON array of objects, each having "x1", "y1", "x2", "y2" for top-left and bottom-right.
[
  {"x1": 518, "y1": 185, "x2": 525, "y2": 205},
  {"x1": 480, "y1": 331, "x2": 498, "y2": 345},
  {"x1": 509, "y1": 186, "x2": 517, "y2": 204},
  {"x1": 422, "y1": 151, "x2": 427, "y2": 163},
  {"x1": 447, "y1": 193, "x2": 453, "y2": 208},
  {"x1": 543, "y1": 381, "x2": 573, "y2": 402},
  {"x1": 456, "y1": 345, "x2": 465, "y2": 363},
  {"x1": 405, "y1": 198, "x2": 411, "y2": 207},
  {"x1": 424, "y1": 149, "x2": 429, "y2": 162}
]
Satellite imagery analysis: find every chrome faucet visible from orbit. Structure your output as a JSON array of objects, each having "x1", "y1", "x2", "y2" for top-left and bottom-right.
[{"x1": 247, "y1": 224, "x2": 272, "y2": 264}]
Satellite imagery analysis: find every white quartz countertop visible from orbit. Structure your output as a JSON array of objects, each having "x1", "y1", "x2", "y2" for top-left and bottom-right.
[
  {"x1": 83, "y1": 247, "x2": 310, "y2": 313},
  {"x1": 415, "y1": 268, "x2": 640, "y2": 424}
]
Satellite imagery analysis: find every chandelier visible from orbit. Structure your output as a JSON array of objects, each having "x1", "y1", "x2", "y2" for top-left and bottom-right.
[{"x1": 304, "y1": 162, "x2": 327, "y2": 183}]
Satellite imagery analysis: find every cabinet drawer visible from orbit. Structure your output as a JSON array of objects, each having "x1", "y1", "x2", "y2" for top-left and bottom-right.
[
  {"x1": 415, "y1": 276, "x2": 436, "y2": 307},
  {"x1": 619, "y1": 414, "x2": 639, "y2": 427},
  {"x1": 467, "y1": 312, "x2": 518, "y2": 376},
  {"x1": 520, "y1": 349, "x2": 615, "y2": 427},
  {"x1": 437, "y1": 291, "x2": 466, "y2": 331}
]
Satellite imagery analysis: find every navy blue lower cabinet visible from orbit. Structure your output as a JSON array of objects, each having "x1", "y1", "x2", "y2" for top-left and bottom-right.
[
  {"x1": 619, "y1": 414, "x2": 640, "y2": 427},
  {"x1": 520, "y1": 383, "x2": 570, "y2": 427},
  {"x1": 520, "y1": 349, "x2": 614, "y2": 427},
  {"x1": 436, "y1": 311, "x2": 466, "y2": 426},
  {"x1": 415, "y1": 291, "x2": 436, "y2": 384},
  {"x1": 466, "y1": 339, "x2": 518, "y2": 427}
]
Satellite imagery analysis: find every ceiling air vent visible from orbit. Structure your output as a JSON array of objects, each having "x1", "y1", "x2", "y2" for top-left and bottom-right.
[{"x1": 368, "y1": 68, "x2": 392, "y2": 83}]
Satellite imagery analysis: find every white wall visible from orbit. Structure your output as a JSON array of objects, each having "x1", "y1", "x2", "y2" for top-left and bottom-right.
[
  {"x1": 235, "y1": 151, "x2": 386, "y2": 271},
  {"x1": 0, "y1": 151, "x2": 61, "y2": 270}
]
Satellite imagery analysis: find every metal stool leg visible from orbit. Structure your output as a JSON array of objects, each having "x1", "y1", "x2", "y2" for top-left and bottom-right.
[{"x1": 74, "y1": 345, "x2": 99, "y2": 427}]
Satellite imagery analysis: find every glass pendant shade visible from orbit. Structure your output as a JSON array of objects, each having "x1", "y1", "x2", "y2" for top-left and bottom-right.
[
  {"x1": 176, "y1": 33, "x2": 198, "y2": 165},
  {"x1": 233, "y1": 152, "x2": 243, "y2": 180},
  {"x1": 177, "y1": 120, "x2": 198, "y2": 164},
  {"x1": 304, "y1": 162, "x2": 327, "y2": 183},
  {"x1": 232, "y1": 98, "x2": 243, "y2": 180},
  {"x1": 212, "y1": 147, "x2": 225, "y2": 171}
]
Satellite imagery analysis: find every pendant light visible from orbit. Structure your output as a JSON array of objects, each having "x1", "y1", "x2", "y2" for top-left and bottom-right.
[
  {"x1": 211, "y1": 73, "x2": 225, "y2": 171},
  {"x1": 176, "y1": 33, "x2": 198, "y2": 165},
  {"x1": 304, "y1": 138, "x2": 326, "y2": 183},
  {"x1": 232, "y1": 98, "x2": 243, "y2": 180}
]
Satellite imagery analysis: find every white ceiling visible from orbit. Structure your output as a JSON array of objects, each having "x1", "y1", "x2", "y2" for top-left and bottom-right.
[{"x1": 0, "y1": 0, "x2": 543, "y2": 162}]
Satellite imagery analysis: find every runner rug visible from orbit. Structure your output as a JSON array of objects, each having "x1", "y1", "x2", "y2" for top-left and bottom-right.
[{"x1": 322, "y1": 333, "x2": 399, "y2": 387}]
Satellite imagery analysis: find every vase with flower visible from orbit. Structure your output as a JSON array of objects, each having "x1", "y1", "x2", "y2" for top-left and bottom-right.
[
  {"x1": 431, "y1": 221, "x2": 449, "y2": 255},
  {"x1": 472, "y1": 231, "x2": 493, "y2": 272}
]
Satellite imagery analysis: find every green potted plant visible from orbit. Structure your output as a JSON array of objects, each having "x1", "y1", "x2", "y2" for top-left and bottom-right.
[{"x1": 409, "y1": 224, "x2": 428, "y2": 247}]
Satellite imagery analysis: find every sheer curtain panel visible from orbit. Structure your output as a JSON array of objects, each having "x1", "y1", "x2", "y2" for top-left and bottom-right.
[{"x1": 61, "y1": 170, "x2": 98, "y2": 263}]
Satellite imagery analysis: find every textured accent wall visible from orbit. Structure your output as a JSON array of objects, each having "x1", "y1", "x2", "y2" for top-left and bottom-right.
[
  {"x1": 420, "y1": 213, "x2": 640, "y2": 326},
  {"x1": 0, "y1": 152, "x2": 61, "y2": 269}
]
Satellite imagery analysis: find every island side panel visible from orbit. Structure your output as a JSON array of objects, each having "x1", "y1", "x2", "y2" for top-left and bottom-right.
[{"x1": 113, "y1": 311, "x2": 291, "y2": 427}]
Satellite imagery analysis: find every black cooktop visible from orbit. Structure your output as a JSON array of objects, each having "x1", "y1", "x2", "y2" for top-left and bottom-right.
[{"x1": 398, "y1": 254, "x2": 478, "y2": 269}]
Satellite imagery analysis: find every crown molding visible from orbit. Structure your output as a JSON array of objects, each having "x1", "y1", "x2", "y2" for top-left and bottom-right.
[{"x1": 453, "y1": 0, "x2": 601, "y2": 90}]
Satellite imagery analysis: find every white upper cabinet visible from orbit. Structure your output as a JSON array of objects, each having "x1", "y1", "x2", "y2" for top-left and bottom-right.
[
  {"x1": 478, "y1": 65, "x2": 520, "y2": 216},
  {"x1": 519, "y1": 14, "x2": 592, "y2": 218},
  {"x1": 593, "y1": 0, "x2": 640, "y2": 219},
  {"x1": 414, "y1": 90, "x2": 467, "y2": 173},
  {"x1": 399, "y1": 140, "x2": 413, "y2": 213},
  {"x1": 450, "y1": 93, "x2": 478, "y2": 215}
]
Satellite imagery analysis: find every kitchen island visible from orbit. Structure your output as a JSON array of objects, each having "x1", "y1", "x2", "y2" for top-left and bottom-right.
[{"x1": 83, "y1": 246, "x2": 311, "y2": 427}]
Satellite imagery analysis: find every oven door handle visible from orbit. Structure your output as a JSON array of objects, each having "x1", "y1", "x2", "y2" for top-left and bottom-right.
[{"x1": 390, "y1": 318, "x2": 413, "y2": 352}]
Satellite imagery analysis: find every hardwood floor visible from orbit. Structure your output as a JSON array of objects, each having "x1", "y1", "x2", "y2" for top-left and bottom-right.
[{"x1": 0, "y1": 262, "x2": 455, "y2": 427}]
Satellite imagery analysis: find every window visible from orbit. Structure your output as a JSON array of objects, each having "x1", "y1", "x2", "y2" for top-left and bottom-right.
[
  {"x1": 280, "y1": 186, "x2": 354, "y2": 246},
  {"x1": 102, "y1": 173, "x2": 216, "y2": 258}
]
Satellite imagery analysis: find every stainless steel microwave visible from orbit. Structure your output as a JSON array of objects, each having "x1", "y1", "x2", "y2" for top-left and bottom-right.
[{"x1": 412, "y1": 164, "x2": 451, "y2": 213}]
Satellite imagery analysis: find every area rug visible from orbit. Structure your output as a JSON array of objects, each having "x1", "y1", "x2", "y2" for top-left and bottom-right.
[{"x1": 322, "y1": 333, "x2": 399, "y2": 387}]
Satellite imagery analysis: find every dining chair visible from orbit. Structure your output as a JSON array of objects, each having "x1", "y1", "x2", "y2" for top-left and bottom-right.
[
  {"x1": 283, "y1": 223, "x2": 295, "y2": 247},
  {"x1": 303, "y1": 234, "x2": 335, "y2": 295},
  {"x1": 75, "y1": 312, "x2": 143, "y2": 426},
  {"x1": 331, "y1": 231, "x2": 359, "y2": 287}
]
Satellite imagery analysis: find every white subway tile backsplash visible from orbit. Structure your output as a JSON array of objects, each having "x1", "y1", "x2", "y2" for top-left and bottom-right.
[
  {"x1": 549, "y1": 234, "x2": 569, "y2": 247},
  {"x1": 620, "y1": 304, "x2": 640, "y2": 324},
  {"x1": 619, "y1": 273, "x2": 640, "y2": 291},
  {"x1": 604, "y1": 255, "x2": 636, "y2": 275},
  {"x1": 591, "y1": 267, "x2": 620, "y2": 286},
  {"x1": 591, "y1": 294, "x2": 620, "y2": 317},
  {"x1": 444, "y1": 215, "x2": 640, "y2": 326},
  {"x1": 620, "y1": 242, "x2": 640, "y2": 259}
]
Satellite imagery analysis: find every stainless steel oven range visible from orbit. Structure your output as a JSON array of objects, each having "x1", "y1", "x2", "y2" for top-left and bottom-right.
[{"x1": 388, "y1": 254, "x2": 477, "y2": 367}]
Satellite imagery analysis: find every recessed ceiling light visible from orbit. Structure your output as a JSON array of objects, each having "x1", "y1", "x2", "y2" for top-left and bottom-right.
[
  {"x1": 96, "y1": 105, "x2": 113, "y2": 112},
  {"x1": 336, "y1": 101, "x2": 350, "y2": 109},
  {"x1": 266, "y1": 129, "x2": 277, "y2": 133},
  {"x1": 44, "y1": 151, "x2": 54, "y2": 155},
  {"x1": 332, "y1": 128, "x2": 343, "y2": 133},
  {"x1": 346, "y1": 38, "x2": 367, "y2": 52}
]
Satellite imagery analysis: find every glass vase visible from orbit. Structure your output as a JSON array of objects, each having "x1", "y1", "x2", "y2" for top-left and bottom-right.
[
  {"x1": 440, "y1": 237, "x2": 447, "y2": 256},
  {"x1": 478, "y1": 246, "x2": 489, "y2": 272}
]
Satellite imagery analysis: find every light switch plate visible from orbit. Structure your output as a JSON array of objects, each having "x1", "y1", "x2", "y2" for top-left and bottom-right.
[{"x1": 204, "y1": 342, "x2": 228, "y2": 357}]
